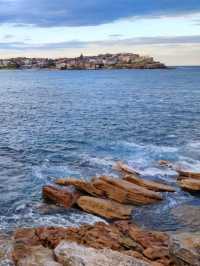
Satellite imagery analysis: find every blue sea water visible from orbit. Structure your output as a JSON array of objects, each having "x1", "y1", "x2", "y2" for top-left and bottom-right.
[{"x1": 0, "y1": 68, "x2": 200, "y2": 232}]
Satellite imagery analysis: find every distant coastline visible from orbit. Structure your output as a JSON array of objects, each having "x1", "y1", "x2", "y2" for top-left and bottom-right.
[{"x1": 0, "y1": 53, "x2": 167, "y2": 70}]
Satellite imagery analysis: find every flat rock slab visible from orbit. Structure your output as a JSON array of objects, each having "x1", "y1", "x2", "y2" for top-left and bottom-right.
[
  {"x1": 123, "y1": 174, "x2": 175, "y2": 192},
  {"x1": 178, "y1": 179, "x2": 200, "y2": 191},
  {"x1": 169, "y1": 232, "x2": 200, "y2": 266},
  {"x1": 42, "y1": 185, "x2": 80, "y2": 208},
  {"x1": 114, "y1": 161, "x2": 140, "y2": 175},
  {"x1": 77, "y1": 196, "x2": 133, "y2": 219},
  {"x1": 94, "y1": 176, "x2": 162, "y2": 205},
  {"x1": 55, "y1": 178, "x2": 104, "y2": 197},
  {"x1": 54, "y1": 241, "x2": 151, "y2": 266},
  {"x1": 177, "y1": 171, "x2": 200, "y2": 180}
]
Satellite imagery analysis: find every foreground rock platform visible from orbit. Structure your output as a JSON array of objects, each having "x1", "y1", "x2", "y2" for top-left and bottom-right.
[{"x1": 12, "y1": 221, "x2": 176, "y2": 266}]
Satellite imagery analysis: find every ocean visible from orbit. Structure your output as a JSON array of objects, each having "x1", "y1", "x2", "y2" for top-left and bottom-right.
[{"x1": 0, "y1": 68, "x2": 200, "y2": 232}]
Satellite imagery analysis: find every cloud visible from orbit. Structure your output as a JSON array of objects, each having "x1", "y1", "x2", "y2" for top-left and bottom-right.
[
  {"x1": 1, "y1": 35, "x2": 200, "y2": 51},
  {"x1": 0, "y1": 0, "x2": 200, "y2": 27}
]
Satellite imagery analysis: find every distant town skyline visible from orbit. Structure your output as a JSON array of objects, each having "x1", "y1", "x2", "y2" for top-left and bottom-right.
[{"x1": 0, "y1": 1, "x2": 200, "y2": 65}]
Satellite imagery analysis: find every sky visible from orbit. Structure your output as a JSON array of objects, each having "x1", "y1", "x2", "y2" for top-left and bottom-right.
[{"x1": 0, "y1": 0, "x2": 200, "y2": 65}]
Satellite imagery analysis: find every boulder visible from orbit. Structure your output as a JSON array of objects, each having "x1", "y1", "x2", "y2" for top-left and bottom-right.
[
  {"x1": 42, "y1": 185, "x2": 80, "y2": 208},
  {"x1": 54, "y1": 241, "x2": 152, "y2": 266},
  {"x1": 77, "y1": 196, "x2": 133, "y2": 219},
  {"x1": 92, "y1": 176, "x2": 162, "y2": 205},
  {"x1": 55, "y1": 177, "x2": 104, "y2": 197},
  {"x1": 16, "y1": 245, "x2": 61, "y2": 266},
  {"x1": 178, "y1": 179, "x2": 200, "y2": 191},
  {"x1": 169, "y1": 232, "x2": 200, "y2": 266},
  {"x1": 123, "y1": 175, "x2": 175, "y2": 192}
]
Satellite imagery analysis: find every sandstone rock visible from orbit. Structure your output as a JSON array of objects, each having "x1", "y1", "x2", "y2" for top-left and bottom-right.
[
  {"x1": 93, "y1": 176, "x2": 162, "y2": 205},
  {"x1": 143, "y1": 247, "x2": 169, "y2": 260},
  {"x1": 0, "y1": 233, "x2": 13, "y2": 266},
  {"x1": 54, "y1": 241, "x2": 152, "y2": 266},
  {"x1": 159, "y1": 160, "x2": 173, "y2": 168},
  {"x1": 169, "y1": 232, "x2": 200, "y2": 266},
  {"x1": 55, "y1": 178, "x2": 104, "y2": 197},
  {"x1": 35, "y1": 222, "x2": 140, "y2": 251},
  {"x1": 12, "y1": 228, "x2": 41, "y2": 264},
  {"x1": 123, "y1": 250, "x2": 151, "y2": 262},
  {"x1": 36, "y1": 226, "x2": 80, "y2": 249},
  {"x1": 42, "y1": 185, "x2": 80, "y2": 208},
  {"x1": 16, "y1": 245, "x2": 61, "y2": 266},
  {"x1": 123, "y1": 174, "x2": 175, "y2": 192},
  {"x1": 114, "y1": 161, "x2": 140, "y2": 175},
  {"x1": 178, "y1": 179, "x2": 200, "y2": 191},
  {"x1": 177, "y1": 171, "x2": 200, "y2": 180},
  {"x1": 159, "y1": 161, "x2": 200, "y2": 180},
  {"x1": 77, "y1": 196, "x2": 133, "y2": 219},
  {"x1": 128, "y1": 226, "x2": 169, "y2": 249}
]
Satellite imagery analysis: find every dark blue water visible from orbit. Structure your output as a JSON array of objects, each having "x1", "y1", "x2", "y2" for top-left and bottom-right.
[{"x1": 0, "y1": 68, "x2": 200, "y2": 232}]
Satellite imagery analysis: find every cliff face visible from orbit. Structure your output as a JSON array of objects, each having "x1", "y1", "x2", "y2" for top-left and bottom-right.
[{"x1": 0, "y1": 53, "x2": 167, "y2": 70}]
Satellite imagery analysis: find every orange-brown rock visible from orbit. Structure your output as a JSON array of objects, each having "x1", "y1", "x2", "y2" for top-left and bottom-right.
[
  {"x1": 55, "y1": 178, "x2": 104, "y2": 197},
  {"x1": 93, "y1": 176, "x2": 162, "y2": 205},
  {"x1": 42, "y1": 185, "x2": 80, "y2": 208},
  {"x1": 114, "y1": 161, "x2": 140, "y2": 175},
  {"x1": 178, "y1": 178, "x2": 200, "y2": 191},
  {"x1": 35, "y1": 222, "x2": 139, "y2": 251},
  {"x1": 169, "y1": 232, "x2": 200, "y2": 266},
  {"x1": 123, "y1": 250, "x2": 151, "y2": 262},
  {"x1": 143, "y1": 247, "x2": 169, "y2": 260},
  {"x1": 12, "y1": 222, "x2": 175, "y2": 266},
  {"x1": 128, "y1": 226, "x2": 169, "y2": 249},
  {"x1": 177, "y1": 170, "x2": 200, "y2": 180},
  {"x1": 159, "y1": 160, "x2": 173, "y2": 168},
  {"x1": 159, "y1": 160, "x2": 200, "y2": 180},
  {"x1": 123, "y1": 174, "x2": 175, "y2": 192},
  {"x1": 12, "y1": 228, "x2": 41, "y2": 264},
  {"x1": 77, "y1": 196, "x2": 133, "y2": 220},
  {"x1": 15, "y1": 245, "x2": 61, "y2": 266}
]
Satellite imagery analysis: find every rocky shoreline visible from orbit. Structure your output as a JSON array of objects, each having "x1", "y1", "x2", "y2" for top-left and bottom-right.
[
  {"x1": 0, "y1": 53, "x2": 167, "y2": 70},
  {"x1": 1, "y1": 161, "x2": 200, "y2": 265}
]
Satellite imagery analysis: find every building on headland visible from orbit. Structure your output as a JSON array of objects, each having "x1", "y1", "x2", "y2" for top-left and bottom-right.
[{"x1": 0, "y1": 53, "x2": 167, "y2": 70}]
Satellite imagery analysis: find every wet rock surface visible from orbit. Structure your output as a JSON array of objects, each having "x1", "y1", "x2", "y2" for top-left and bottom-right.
[{"x1": 171, "y1": 205, "x2": 200, "y2": 231}]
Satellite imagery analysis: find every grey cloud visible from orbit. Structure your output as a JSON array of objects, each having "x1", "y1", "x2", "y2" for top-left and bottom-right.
[
  {"x1": 0, "y1": 0, "x2": 200, "y2": 27},
  {"x1": 1, "y1": 35, "x2": 200, "y2": 51}
]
